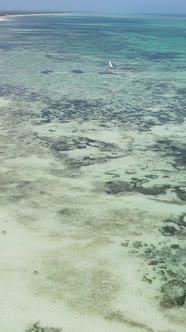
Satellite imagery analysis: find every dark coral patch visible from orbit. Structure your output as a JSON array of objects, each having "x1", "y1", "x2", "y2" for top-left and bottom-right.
[
  {"x1": 161, "y1": 279, "x2": 186, "y2": 307},
  {"x1": 40, "y1": 70, "x2": 55, "y2": 74},
  {"x1": 105, "y1": 180, "x2": 170, "y2": 196},
  {"x1": 72, "y1": 69, "x2": 84, "y2": 74}
]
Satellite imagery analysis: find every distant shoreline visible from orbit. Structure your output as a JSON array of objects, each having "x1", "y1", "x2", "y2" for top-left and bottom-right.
[
  {"x1": 0, "y1": 11, "x2": 77, "y2": 22},
  {"x1": 1, "y1": 11, "x2": 186, "y2": 22}
]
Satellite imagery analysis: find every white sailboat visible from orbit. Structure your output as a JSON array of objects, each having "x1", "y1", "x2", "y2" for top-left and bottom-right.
[{"x1": 109, "y1": 60, "x2": 113, "y2": 70}]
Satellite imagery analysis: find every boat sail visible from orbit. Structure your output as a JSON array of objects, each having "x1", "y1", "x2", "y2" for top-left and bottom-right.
[{"x1": 109, "y1": 61, "x2": 113, "y2": 69}]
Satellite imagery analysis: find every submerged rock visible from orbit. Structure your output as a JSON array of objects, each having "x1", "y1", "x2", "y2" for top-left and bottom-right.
[
  {"x1": 160, "y1": 279, "x2": 186, "y2": 307},
  {"x1": 105, "y1": 181, "x2": 132, "y2": 194},
  {"x1": 142, "y1": 275, "x2": 152, "y2": 284},
  {"x1": 133, "y1": 241, "x2": 142, "y2": 249},
  {"x1": 160, "y1": 213, "x2": 186, "y2": 237},
  {"x1": 40, "y1": 70, "x2": 55, "y2": 74},
  {"x1": 105, "y1": 180, "x2": 170, "y2": 196},
  {"x1": 72, "y1": 70, "x2": 84, "y2": 74},
  {"x1": 26, "y1": 321, "x2": 62, "y2": 332},
  {"x1": 174, "y1": 187, "x2": 186, "y2": 201},
  {"x1": 121, "y1": 241, "x2": 129, "y2": 247},
  {"x1": 160, "y1": 225, "x2": 178, "y2": 236},
  {"x1": 145, "y1": 174, "x2": 158, "y2": 179},
  {"x1": 170, "y1": 244, "x2": 180, "y2": 249}
]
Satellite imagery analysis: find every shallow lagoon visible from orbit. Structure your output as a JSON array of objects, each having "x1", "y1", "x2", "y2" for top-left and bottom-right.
[{"x1": 0, "y1": 14, "x2": 186, "y2": 332}]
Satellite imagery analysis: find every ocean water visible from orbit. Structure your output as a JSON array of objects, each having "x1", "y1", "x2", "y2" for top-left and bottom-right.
[{"x1": 0, "y1": 14, "x2": 186, "y2": 332}]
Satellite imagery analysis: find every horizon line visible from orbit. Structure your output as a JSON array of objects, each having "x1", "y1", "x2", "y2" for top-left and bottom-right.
[{"x1": 1, "y1": 10, "x2": 186, "y2": 16}]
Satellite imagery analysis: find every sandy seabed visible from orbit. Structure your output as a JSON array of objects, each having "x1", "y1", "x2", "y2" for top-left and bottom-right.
[
  {"x1": 0, "y1": 14, "x2": 186, "y2": 332},
  {"x1": 0, "y1": 94, "x2": 185, "y2": 332}
]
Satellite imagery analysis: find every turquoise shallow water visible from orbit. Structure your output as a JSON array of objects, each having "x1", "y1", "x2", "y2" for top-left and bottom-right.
[
  {"x1": 0, "y1": 14, "x2": 186, "y2": 332},
  {"x1": 1, "y1": 15, "x2": 186, "y2": 130}
]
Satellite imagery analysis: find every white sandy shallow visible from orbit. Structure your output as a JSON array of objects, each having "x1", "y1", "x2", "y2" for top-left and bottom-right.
[
  {"x1": 0, "y1": 93, "x2": 186, "y2": 332},
  {"x1": 0, "y1": 198, "x2": 185, "y2": 332}
]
